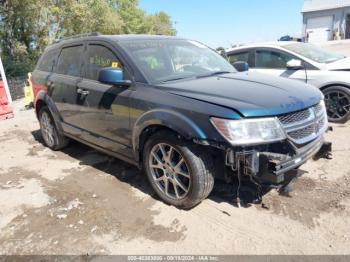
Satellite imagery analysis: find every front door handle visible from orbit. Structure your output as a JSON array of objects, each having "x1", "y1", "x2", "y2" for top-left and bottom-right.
[{"x1": 77, "y1": 88, "x2": 89, "y2": 96}]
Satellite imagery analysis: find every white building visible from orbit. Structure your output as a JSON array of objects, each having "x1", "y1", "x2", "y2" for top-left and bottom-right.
[{"x1": 302, "y1": 0, "x2": 350, "y2": 43}]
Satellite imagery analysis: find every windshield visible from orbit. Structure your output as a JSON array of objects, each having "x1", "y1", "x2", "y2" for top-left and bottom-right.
[
  {"x1": 284, "y1": 43, "x2": 346, "y2": 64},
  {"x1": 120, "y1": 39, "x2": 235, "y2": 83}
]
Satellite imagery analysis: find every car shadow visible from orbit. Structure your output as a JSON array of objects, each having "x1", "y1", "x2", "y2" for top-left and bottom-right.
[
  {"x1": 30, "y1": 130, "x2": 296, "y2": 209},
  {"x1": 31, "y1": 130, "x2": 157, "y2": 198}
]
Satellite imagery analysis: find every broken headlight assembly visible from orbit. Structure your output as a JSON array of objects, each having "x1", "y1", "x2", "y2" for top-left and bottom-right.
[{"x1": 210, "y1": 117, "x2": 286, "y2": 146}]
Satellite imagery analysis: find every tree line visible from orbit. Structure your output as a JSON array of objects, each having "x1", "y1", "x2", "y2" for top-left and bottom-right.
[{"x1": 0, "y1": 0, "x2": 176, "y2": 77}]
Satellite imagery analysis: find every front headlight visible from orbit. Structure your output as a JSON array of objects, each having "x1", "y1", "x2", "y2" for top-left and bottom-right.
[{"x1": 210, "y1": 117, "x2": 286, "y2": 145}]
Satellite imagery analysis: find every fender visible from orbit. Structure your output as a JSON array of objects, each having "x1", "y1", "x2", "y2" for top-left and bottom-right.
[
  {"x1": 132, "y1": 109, "x2": 208, "y2": 159},
  {"x1": 309, "y1": 71, "x2": 350, "y2": 90},
  {"x1": 35, "y1": 90, "x2": 64, "y2": 134}
]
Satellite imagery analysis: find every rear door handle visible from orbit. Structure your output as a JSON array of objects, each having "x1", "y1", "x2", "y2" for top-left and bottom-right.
[{"x1": 77, "y1": 88, "x2": 89, "y2": 96}]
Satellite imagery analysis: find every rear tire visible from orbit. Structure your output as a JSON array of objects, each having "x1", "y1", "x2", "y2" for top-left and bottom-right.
[
  {"x1": 323, "y1": 86, "x2": 350, "y2": 123},
  {"x1": 143, "y1": 131, "x2": 215, "y2": 209},
  {"x1": 39, "y1": 106, "x2": 69, "y2": 150}
]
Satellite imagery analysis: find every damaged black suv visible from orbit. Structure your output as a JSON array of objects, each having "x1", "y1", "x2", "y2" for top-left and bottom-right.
[{"x1": 33, "y1": 34, "x2": 331, "y2": 209}]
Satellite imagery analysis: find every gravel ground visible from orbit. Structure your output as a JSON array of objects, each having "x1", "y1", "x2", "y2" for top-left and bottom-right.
[{"x1": 0, "y1": 100, "x2": 349, "y2": 255}]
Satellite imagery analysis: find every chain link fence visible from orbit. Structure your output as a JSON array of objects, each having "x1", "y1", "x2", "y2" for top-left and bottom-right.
[{"x1": 7, "y1": 76, "x2": 26, "y2": 101}]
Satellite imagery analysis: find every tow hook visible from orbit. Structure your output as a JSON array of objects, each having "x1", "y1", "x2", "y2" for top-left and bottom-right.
[{"x1": 313, "y1": 141, "x2": 332, "y2": 160}]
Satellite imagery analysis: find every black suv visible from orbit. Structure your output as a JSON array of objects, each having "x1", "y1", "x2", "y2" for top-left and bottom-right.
[{"x1": 33, "y1": 33, "x2": 331, "y2": 209}]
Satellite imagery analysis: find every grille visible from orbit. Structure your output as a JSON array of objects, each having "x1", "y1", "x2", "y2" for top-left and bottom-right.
[
  {"x1": 288, "y1": 124, "x2": 315, "y2": 140},
  {"x1": 278, "y1": 102, "x2": 327, "y2": 144},
  {"x1": 278, "y1": 108, "x2": 311, "y2": 125}
]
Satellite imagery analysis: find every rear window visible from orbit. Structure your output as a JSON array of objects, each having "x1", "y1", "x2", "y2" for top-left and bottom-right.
[
  {"x1": 37, "y1": 50, "x2": 58, "y2": 72},
  {"x1": 56, "y1": 45, "x2": 83, "y2": 77}
]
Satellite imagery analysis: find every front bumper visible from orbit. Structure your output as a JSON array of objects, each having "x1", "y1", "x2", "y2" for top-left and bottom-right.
[
  {"x1": 259, "y1": 137, "x2": 331, "y2": 181},
  {"x1": 225, "y1": 136, "x2": 332, "y2": 186},
  {"x1": 258, "y1": 137, "x2": 331, "y2": 185},
  {"x1": 273, "y1": 138, "x2": 324, "y2": 176}
]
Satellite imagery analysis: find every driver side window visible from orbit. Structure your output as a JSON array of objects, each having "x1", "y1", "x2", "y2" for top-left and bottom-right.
[
  {"x1": 255, "y1": 50, "x2": 295, "y2": 69},
  {"x1": 85, "y1": 44, "x2": 127, "y2": 81}
]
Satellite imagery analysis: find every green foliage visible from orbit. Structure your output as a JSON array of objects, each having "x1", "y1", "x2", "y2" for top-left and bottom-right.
[
  {"x1": 0, "y1": 0, "x2": 176, "y2": 77},
  {"x1": 50, "y1": 0, "x2": 124, "y2": 39},
  {"x1": 146, "y1": 12, "x2": 176, "y2": 36}
]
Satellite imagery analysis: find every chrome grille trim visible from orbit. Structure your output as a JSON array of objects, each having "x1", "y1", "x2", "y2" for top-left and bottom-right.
[
  {"x1": 278, "y1": 102, "x2": 328, "y2": 145},
  {"x1": 314, "y1": 103, "x2": 324, "y2": 116},
  {"x1": 278, "y1": 108, "x2": 312, "y2": 126}
]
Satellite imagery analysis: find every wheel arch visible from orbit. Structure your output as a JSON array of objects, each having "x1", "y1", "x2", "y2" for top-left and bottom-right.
[
  {"x1": 319, "y1": 83, "x2": 350, "y2": 92},
  {"x1": 35, "y1": 99, "x2": 46, "y2": 118},
  {"x1": 133, "y1": 109, "x2": 208, "y2": 163},
  {"x1": 35, "y1": 91, "x2": 64, "y2": 133}
]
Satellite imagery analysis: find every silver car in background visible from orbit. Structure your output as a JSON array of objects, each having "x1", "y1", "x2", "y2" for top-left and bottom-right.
[{"x1": 226, "y1": 42, "x2": 350, "y2": 123}]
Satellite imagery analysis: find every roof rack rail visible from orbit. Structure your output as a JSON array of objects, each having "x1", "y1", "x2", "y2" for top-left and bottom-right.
[{"x1": 54, "y1": 32, "x2": 101, "y2": 43}]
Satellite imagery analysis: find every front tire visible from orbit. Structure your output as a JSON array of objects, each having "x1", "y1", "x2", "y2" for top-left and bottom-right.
[
  {"x1": 39, "y1": 106, "x2": 69, "y2": 150},
  {"x1": 323, "y1": 86, "x2": 350, "y2": 123},
  {"x1": 143, "y1": 131, "x2": 215, "y2": 209}
]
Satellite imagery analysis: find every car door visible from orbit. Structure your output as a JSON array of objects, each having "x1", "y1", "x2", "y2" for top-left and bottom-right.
[
  {"x1": 250, "y1": 48, "x2": 307, "y2": 83},
  {"x1": 49, "y1": 44, "x2": 85, "y2": 132},
  {"x1": 76, "y1": 41, "x2": 133, "y2": 155}
]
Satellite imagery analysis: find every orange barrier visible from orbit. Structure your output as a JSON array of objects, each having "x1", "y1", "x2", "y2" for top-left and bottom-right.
[{"x1": 0, "y1": 80, "x2": 14, "y2": 120}]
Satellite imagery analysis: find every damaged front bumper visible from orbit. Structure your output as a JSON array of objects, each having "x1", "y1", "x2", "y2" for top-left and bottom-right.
[
  {"x1": 225, "y1": 136, "x2": 332, "y2": 186},
  {"x1": 259, "y1": 137, "x2": 332, "y2": 185}
]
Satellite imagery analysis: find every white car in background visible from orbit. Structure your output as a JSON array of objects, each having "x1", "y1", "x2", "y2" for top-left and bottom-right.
[{"x1": 226, "y1": 42, "x2": 350, "y2": 123}]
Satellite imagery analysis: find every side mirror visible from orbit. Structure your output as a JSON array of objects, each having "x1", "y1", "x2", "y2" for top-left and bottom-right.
[
  {"x1": 233, "y1": 61, "x2": 249, "y2": 72},
  {"x1": 98, "y1": 67, "x2": 132, "y2": 87},
  {"x1": 286, "y1": 59, "x2": 303, "y2": 70}
]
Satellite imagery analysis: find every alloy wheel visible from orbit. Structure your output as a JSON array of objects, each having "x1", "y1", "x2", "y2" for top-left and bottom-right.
[
  {"x1": 149, "y1": 143, "x2": 191, "y2": 200},
  {"x1": 324, "y1": 90, "x2": 350, "y2": 121},
  {"x1": 40, "y1": 111, "x2": 55, "y2": 147}
]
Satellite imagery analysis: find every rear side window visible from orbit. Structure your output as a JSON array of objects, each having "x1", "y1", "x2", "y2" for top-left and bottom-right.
[
  {"x1": 56, "y1": 45, "x2": 83, "y2": 77},
  {"x1": 85, "y1": 45, "x2": 121, "y2": 81},
  {"x1": 37, "y1": 50, "x2": 58, "y2": 72},
  {"x1": 255, "y1": 50, "x2": 294, "y2": 69},
  {"x1": 228, "y1": 52, "x2": 249, "y2": 65}
]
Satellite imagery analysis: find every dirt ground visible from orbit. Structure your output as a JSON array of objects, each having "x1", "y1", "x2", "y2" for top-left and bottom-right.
[{"x1": 0, "y1": 100, "x2": 349, "y2": 255}]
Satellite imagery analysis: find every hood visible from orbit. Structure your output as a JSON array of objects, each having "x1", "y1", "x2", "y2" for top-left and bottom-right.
[
  {"x1": 157, "y1": 72, "x2": 322, "y2": 118},
  {"x1": 326, "y1": 57, "x2": 350, "y2": 71}
]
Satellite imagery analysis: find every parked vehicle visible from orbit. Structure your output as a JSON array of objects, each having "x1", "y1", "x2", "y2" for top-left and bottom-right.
[
  {"x1": 279, "y1": 35, "x2": 302, "y2": 42},
  {"x1": 226, "y1": 42, "x2": 350, "y2": 123},
  {"x1": 32, "y1": 34, "x2": 331, "y2": 209}
]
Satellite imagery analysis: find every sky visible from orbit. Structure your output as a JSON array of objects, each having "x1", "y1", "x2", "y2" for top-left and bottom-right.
[{"x1": 139, "y1": 0, "x2": 305, "y2": 48}]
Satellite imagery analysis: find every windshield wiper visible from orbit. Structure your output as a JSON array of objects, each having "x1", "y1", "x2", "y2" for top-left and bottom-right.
[
  {"x1": 196, "y1": 71, "x2": 232, "y2": 79},
  {"x1": 160, "y1": 76, "x2": 194, "y2": 83},
  {"x1": 160, "y1": 71, "x2": 232, "y2": 83}
]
